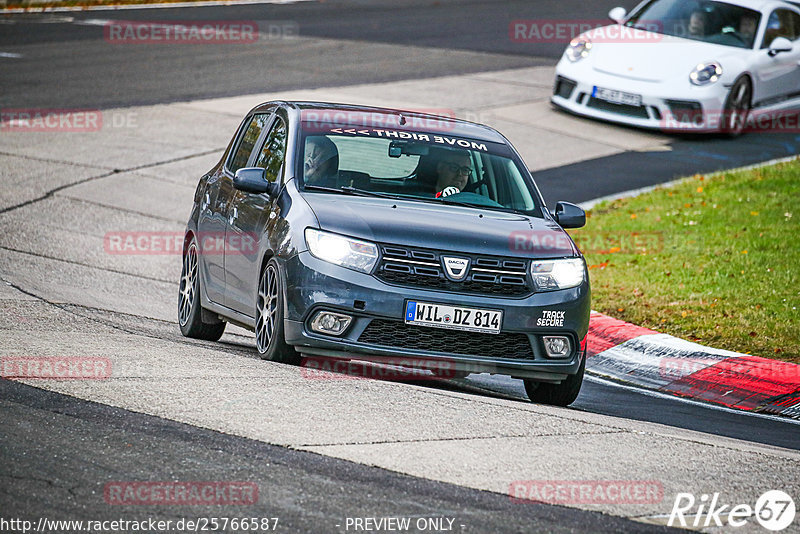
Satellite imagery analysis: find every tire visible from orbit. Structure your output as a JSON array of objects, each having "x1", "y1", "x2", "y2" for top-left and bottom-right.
[
  {"x1": 178, "y1": 237, "x2": 226, "y2": 341},
  {"x1": 255, "y1": 259, "x2": 300, "y2": 364},
  {"x1": 721, "y1": 76, "x2": 752, "y2": 137},
  {"x1": 523, "y1": 355, "x2": 585, "y2": 407}
]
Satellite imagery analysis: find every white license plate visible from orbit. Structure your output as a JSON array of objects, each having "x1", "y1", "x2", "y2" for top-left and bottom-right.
[
  {"x1": 593, "y1": 86, "x2": 642, "y2": 106},
  {"x1": 405, "y1": 301, "x2": 502, "y2": 334}
]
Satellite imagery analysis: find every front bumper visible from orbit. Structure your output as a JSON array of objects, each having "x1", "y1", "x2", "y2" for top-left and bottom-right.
[
  {"x1": 552, "y1": 59, "x2": 729, "y2": 133},
  {"x1": 281, "y1": 251, "x2": 590, "y2": 381}
]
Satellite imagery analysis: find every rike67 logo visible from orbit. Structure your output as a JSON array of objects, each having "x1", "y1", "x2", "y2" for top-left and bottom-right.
[{"x1": 669, "y1": 490, "x2": 796, "y2": 530}]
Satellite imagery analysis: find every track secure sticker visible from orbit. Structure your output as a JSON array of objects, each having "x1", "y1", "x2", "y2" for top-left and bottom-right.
[{"x1": 537, "y1": 310, "x2": 565, "y2": 327}]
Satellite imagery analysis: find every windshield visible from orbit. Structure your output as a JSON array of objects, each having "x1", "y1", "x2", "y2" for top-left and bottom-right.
[
  {"x1": 297, "y1": 128, "x2": 543, "y2": 216},
  {"x1": 626, "y1": 0, "x2": 761, "y2": 49}
]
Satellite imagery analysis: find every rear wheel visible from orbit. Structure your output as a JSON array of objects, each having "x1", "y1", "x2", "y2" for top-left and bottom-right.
[
  {"x1": 178, "y1": 238, "x2": 226, "y2": 341},
  {"x1": 523, "y1": 355, "x2": 585, "y2": 407},
  {"x1": 721, "y1": 76, "x2": 751, "y2": 137},
  {"x1": 256, "y1": 260, "x2": 300, "y2": 364}
]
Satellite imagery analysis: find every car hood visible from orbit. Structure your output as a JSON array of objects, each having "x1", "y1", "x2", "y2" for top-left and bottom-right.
[
  {"x1": 590, "y1": 31, "x2": 742, "y2": 83},
  {"x1": 301, "y1": 193, "x2": 577, "y2": 259}
]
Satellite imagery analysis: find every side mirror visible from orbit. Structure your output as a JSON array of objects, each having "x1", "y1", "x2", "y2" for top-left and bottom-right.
[
  {"x1": 552, "y1": 201, "x2": 586, "y2": 229},
  {"x1": 608, "y1": 7, "x2": 627, "y2": 24},
  {"x1": 768, "y1": 36, "x2": 792, "y2": 57},
  {"x1": 233, "y1": 167, "x2": 280, "y2": 197}
]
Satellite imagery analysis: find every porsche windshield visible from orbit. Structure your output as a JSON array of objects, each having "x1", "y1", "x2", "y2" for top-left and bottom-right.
[
  {"x1": 626, "y1": 0, "x2": 761, "y2": 49},
  {"x1": 298, "y1": 131, "x2": 543, "y2": 216}
]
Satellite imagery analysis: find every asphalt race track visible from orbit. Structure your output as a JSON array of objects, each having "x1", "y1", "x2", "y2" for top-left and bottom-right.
[{"x1": 1, "y1": 1, "x2": 799, "y2": 532}]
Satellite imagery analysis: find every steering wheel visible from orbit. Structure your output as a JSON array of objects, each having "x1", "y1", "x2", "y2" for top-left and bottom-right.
[
  {"x1": 721, "y1": 27, "x2": 748, "y2": 44},
  {"x1": 463, "y1": 177, "x2": 489, "y2": 194},
  {"x1": 730, "y1": 32, "x2": 748, "y2": 44}
]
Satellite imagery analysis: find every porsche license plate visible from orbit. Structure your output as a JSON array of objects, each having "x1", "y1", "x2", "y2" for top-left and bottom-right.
[
  {"x1": 405, "y1": 301, "x2": 502, "y2": 334},
  {"x1": 592, "y1": 86, "x2": 642, "y2": 106}
]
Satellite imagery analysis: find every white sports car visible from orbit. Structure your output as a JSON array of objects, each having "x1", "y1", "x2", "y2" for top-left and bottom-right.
[{"x1": 552, "y1": 0, "x2": 800, "y2": 134}]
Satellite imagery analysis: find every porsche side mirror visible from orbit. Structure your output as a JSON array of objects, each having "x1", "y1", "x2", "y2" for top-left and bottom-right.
[
  {"x1": 552, "y1": 201, "x2": 586, "y2": 229},
  {"x1": 233, "y1": 167, "x2": 280, "y2": 197},
  {"x1": 608, "y1": 7, "x2": 627, "y2": 24},
  {"x1": 768, "y1": 37, "x2": 793, "y2": 57}
]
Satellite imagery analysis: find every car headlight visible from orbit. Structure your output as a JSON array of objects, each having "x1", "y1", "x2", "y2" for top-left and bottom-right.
[
  {"x1": 305, "y1": 228, "x2": 378, "y2": 274},
  {"x1": 689, "y1": 62, "x2": 722, "y2": 86},
  {"x1": 566, "y1": 37, "x2": 592, "y2": 62},
  {"x1": 531, "y1": 258, "x2": 585, "y2": 291}
]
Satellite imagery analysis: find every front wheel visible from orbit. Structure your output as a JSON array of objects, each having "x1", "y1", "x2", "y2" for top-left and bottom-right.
[
  {"x1": 255, "y1": 260, "x2": 300, "y2": 364},
  {"x1": 721, "y1": 76, "x2": 752, "y2": 137},
  {"x1": 178, "y1": 238, "x2": 226, "y2": 341},
  {"x1": 523, "y1": 355, "x2": 585, "y2": 407}
]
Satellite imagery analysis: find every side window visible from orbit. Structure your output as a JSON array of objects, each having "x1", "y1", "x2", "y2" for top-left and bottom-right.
[
  {"x1": 792, "y1": 12, "x2": 800, "y2": 40},
  {"x1": 228, "y1": 114, "x2": 271, "y2": 173},
  {"x1": 761, "y1": 9, "x2": 798, "y2": 48},
  {"x1": 254, "y1": 118, "x2": 287, "y2": 183}
]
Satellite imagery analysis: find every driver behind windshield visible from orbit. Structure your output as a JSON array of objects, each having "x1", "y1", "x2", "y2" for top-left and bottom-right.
[
  {"x1": 434, "y1": 149, "x2": 472, "y2": 198},
  {"x1": 304, "y1": 136, "x2": 339, "y2": 187}
]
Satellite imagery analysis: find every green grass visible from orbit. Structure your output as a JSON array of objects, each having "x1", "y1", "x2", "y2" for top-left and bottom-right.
[{"x1": 569, "y1": 158, "x2": 800, "y2": 362}]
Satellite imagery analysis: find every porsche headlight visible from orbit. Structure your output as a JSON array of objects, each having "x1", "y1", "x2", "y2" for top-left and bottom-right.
[
  {"x1": 531, "y1": 258, "x2": 585, "y2": 291},
  {"x1": 689, "y1": 62, "x2": 722, "y2": 86},
  {"x1": 566, "y1": 37, "x2": 593, "y2": 62},
  {"x1": 305, "y1": 228, "x2": 378, "y2": 273}
]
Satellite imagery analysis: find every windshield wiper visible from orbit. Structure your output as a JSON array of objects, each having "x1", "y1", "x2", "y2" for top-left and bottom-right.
[
  {"x1": 302, "y1": 185, "x2": 347, "y2": 194},
  {"x1": 302, "y1": 185, "x2": 401, "y2": 200},
  {"x1": 419, "y1": 195, "x2": 529, "y2": 215},
  {"x1": 304, "y1": 185, "x2": 529, "y2": 215},
  {"x1": 340, "y1": 186, "x2": 402, "y2": 200}
]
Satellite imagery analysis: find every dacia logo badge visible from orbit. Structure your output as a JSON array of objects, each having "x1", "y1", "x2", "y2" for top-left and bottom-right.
[{"x1": 442, "y1": 256, "x2": 470, "y2": 281}]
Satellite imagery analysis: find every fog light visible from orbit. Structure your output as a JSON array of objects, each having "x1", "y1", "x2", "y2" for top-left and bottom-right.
[
  {"x1": 543, "y1": 336, "x2": 571, "y2": 358},
  {"x1": 310, "y1": 311, "x2": 352, "y2": 336}
]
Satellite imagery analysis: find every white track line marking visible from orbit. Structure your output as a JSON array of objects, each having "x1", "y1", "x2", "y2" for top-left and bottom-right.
[
  {"x1": 2, "y1": 0, "x2": 314, "y2": 14},
  {"x1": 585, "y1": 373, "x2": 800, "y2": 426},
  {"x1": 0, "y1": 52, "x2": 23, "y2": 58}
]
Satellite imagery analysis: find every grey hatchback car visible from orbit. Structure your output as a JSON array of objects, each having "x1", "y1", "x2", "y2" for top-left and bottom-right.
[{"x1": 179, "y1": 101, "x2": 590, "y2": 406}]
